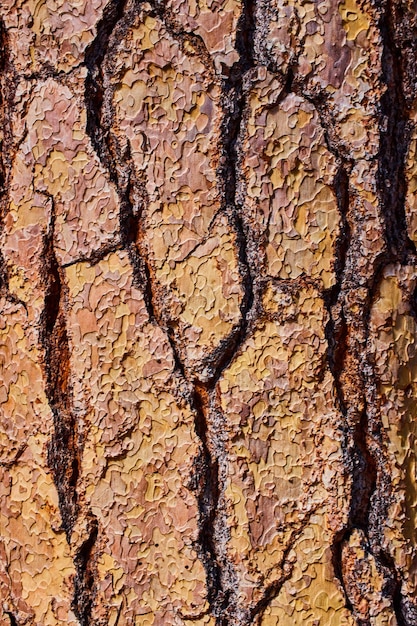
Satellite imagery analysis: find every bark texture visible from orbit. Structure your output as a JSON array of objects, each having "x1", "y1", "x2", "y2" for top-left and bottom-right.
[{"x1": 1, "y1": 1, "x2": 417, "y2": 625}]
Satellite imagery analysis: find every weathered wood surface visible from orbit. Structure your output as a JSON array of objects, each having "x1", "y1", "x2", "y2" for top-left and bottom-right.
[{"x1": 0, "y1": 1, "x2": 417, "y2": 624}]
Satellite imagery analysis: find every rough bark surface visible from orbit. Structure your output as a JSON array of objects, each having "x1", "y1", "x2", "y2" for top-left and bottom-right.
[{"x1": 1, "y1": 1, "x2": 417, "y2": 625}]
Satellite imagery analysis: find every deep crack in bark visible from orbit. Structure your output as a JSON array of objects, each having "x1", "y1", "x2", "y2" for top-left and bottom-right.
[
  {"x1": 0, "y1": 18, "x2": 20, "y2": 304},
  {"x1": 84, "y1": 2, "x2": 260, "y2": 624},
  {"x1": 40, "y1": 199, "x2": 79, "y2": 540},
  {"x1": 286, "y1": 19, "x2": 405, "y2": 625},
  {"x1": 327, "y1": 2, "x2": 417, "y2": 624},
  {"x1": 38, "y1": 198, "x2": 98, "y2": 624},
  {"x1": 378, "y1": 0, "x2": 415, "y2": 264},
  {"x1": 73, "y1": 516, "x2": 99, "y2": 626},
  {"x1": 38, "y1": 199, "x2": 99, "y2": 626},
  {"x1": 5, "y1": 612, "x2": 18, "y2": 626},
  {"x1": 85, "y1": 3, "x2": 230, "y2": 623},
  {"x1": 0, "y1": 19, "x2": 7, "y2": 203},
  {"x1": 361, "y1": 3, "x2": 417, "y2": 623},
  {"x1": 193, "y1": 1, "x2": 260, "y2": 623},
  {"x1": 191, "y1": 384, "x2": 227, "y2": 623}
]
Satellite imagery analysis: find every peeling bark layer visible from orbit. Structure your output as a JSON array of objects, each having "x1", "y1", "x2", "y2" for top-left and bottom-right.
[{"x1": 1, "y1": 1, "x2": 417, "y2": 625}]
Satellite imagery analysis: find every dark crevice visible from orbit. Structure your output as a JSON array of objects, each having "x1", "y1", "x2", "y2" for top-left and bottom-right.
[
  {"x1": 294, "y1": 10, "x2": 416, "y2": 616},
  {"x1": 358, "y1": 260, "x2": 406, "y2": 616},
  {"x1": 191, "y1": 384, "x2": 227, "y2": 621},
  {"x1": 328, "y1": 273, "x2": 395, "y2": 623},
  {"x1": 324, "y1": 163, "x2": 351, "y2": 417},
  {"x1": 234, "y1": 0, "x2": 256, "y2": 77},
  {"x1": 0, "y1": 19, "x2": 7, "y2": 199},
  {"x1": 39, "y1": 201, "x2": 99, "y2": 625},
  {"x1": 220, "y1": 0, "x2": 256, "y2": 209},
  {"x1": 85, "y1": 3, "x2": 227, "y2": 623},
  {"x1": 290, "y1": 83, "x2": 362, "y2": 623},
  {"x1": 213, "y1": 0, "x2": 258, "y2": 382},
  {"x1": 364, "y1": 2, "x2": 417, "y2": 624},
  {"x1": 0, "y1": 17, "x2": 15, "y2": 207},
  {"x1": 378, "y1": 0, "x2": 415, "y2": 263},
  {"x1": 72, "y1": 516, "x2": 99, "y2": 626},
  {"x1": 5, "y1": 612, "x2": 18, "y2": 626},
  {"x1": 0, "y1": 19, "x2": 21, "y2": 305},
  {"x1": 377, "y1": 550, "x2": 408, "y2": 626},
  {"x1": 61, "y1": 241, "x2": 124, "y2": 268},
  {"x1": 349, "y1": 406, "x2": 378, "y2": 531},
  {"x1": 329, "y1": 166, "x2": 351, "y2": 297},
  {"x1": 195, "y1": 2, "x2": 258, "y2": 623},
  {"x1": 84, "y1": 0, "x2": 131, "y2": 168},
  {"x1": 331, "y1": 528, "x2": 355, "y2": 617},
  {"x1": 82, "y1": 5, "x2": 144, "y2": 624},
  {"x1": 294, "y1": 67, "x2": 410, "y2": 626},
  {"x1": 328, "y1": 285, "x2": 409, "y2": 621},
  {"x1": 40, "y1": 201, "x2": 79, "y2": 541}
]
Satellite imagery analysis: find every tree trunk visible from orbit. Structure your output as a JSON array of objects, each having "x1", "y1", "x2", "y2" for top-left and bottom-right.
[{"x1": 1, "y1": 1, "x2": 417, "y2": 624}]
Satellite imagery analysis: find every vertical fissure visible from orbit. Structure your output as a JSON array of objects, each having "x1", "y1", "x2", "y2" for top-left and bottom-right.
[
  {"x1": 84, "y1": 0, "x2": 131, "y2": 169},
  {"x1": 299, "y1": 68, "x2": 399, "y2": 626},
  {"x1": 284, "y1": 84, "x2": 363, "y2": 619},
  {"x1": 40, "y1": 198, "x2": 98, "y2": 625},
  {"x1": 72, "y1": 516, "x2": 99, "y2": 626},
  {"x1": 41, "y1": 212, "x2": 79, "y2": 539},
  {"x1": 361, "y1": 4, "x2": 417, "y2": 624},
  {"x1": 349, "y1": 405, "x2": 378, "y2": 532},
  {"x1": 220, "y1": 0, "x2": 256, "y2": 209},
  {"x1": 84, "y1": 2, "x2": 259, "y2": 623},
  {"x1": 327, "y1": 0, "x2": 417, "y2": 618},
  {"x1": 85, "y1": 3, "x2": 229, "y2": 623},
  {"x1": 378, "y1": 0, "x2": 415, "y2": 264},
  {"x1": 191, "y1": 383, "x2": 227, "y2": 623},
  {"x1": 0, "y1": 17, "x2": 16, "y2": 205},
  {"x1": 0, "y1": 18, "x2": 19, "y2": 302},
  {"x1": 328, "y1": 274, "x2": 392, "y2": 625},
  {"x1": 5, "y1": 612, "x2": 18, "y2": 626},
  {"x1": 78, "y1": 5, "x2": 142, "y2": 624},
  {"x1": 0, "y1": 19, "x2": 7, "y2": 203},
  {"x1": 191, "y1": 2, "x2": 260, "y2": 624}
]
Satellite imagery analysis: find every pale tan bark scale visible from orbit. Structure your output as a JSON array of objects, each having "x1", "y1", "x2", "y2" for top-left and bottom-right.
[
  {"x1": 240, "y1": 79, "x2": 340, "y2": 288},
  {"x1": 64, "y1": 251, "x2": 210, "y2": 624},
  {"x1": 217, "y1": 283, "x2": 349, "y2": 617},
  {"x1": 0, "y1": 301, "x2": 76, "y2": 625},
  {"x1": 3, "y1": 78, "x2": 120, "y2": 268},
  {"x1": 107, "y1": 10, "x2": 244, "y2": 381},
  {"x1": 0, "y1": 0, "x2": 110, "y2": 74},
  {"x1": 405, "y1": 109, "x2": 417, "y2": 246},
  {"x1": 165, "y1": 0, "x2": 241, "y2": 71}
]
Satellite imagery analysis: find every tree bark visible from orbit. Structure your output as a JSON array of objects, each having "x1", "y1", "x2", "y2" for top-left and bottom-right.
[{"x1": 1, "y1": 1, "x2": 417, "y2": 625}]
